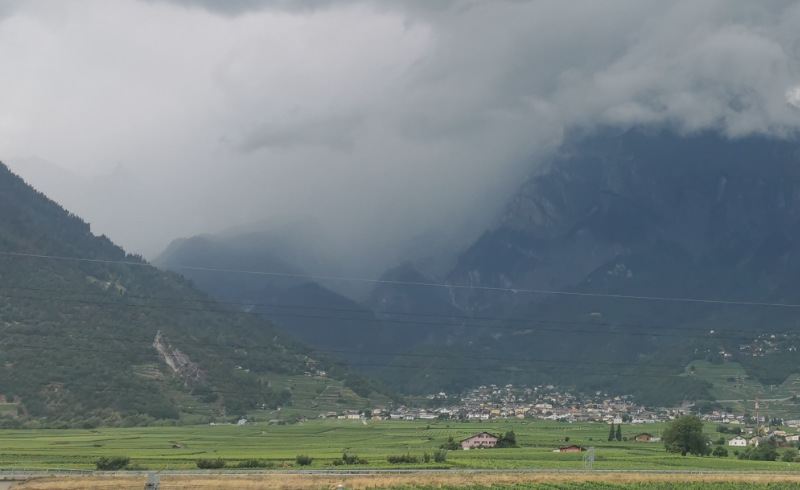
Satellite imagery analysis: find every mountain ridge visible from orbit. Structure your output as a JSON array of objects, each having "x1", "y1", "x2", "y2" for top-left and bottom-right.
[
  {"x1": 0, "y1": 162, "x2": 383, "y2": 428},
  {"x1": 150, "y1": 129, "x2": 800, "y2": 406}
]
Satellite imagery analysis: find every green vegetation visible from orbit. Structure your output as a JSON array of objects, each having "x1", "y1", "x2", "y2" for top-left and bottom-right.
[
  {"x1": 196, "y1": 458, "x2": 226, "y2": 469},
  {"x1": 737, "y1": 438, "x2": 779, "y2": 461},
  {"x1": 495, "y1": 430, "x2": 519, "y2": 448},
  {"x1": 295, "y1": 454, "x2": 313, "y2": 466},
  {"x1": 387, "y1": 453, "x2": 420, "y2": 464},
  {"x1": 0, "y1": 419, "x2": 798, "y2": 471},
  {"x1": 663, "y1": 416, "x2": 711, "y2": 457},
  {"x1": 94, "y1": 456, "x2": 129, "y2": 470},
  {"x1": 0, "y1": 163, "x2": 383, "y2": 427},
  {"x1": 712, "y1": 446, "x2": 728, "y2": 458}
]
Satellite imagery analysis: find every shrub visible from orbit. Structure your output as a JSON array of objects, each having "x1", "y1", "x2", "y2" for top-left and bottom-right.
[
  {"x1": 423, "y1": 452, "x2": 431, "y2": 463},
  {"x1": 196, "y1": 458, "x2": 226, "y2": 469},
  {"x1": 434, "y1": 449, "x2": 447, "y2": 463},
  {"x1": 387, "y1": 453, "x2": 419, "y2": 464},
  {"x1": 95, "y1": 456, "x2": 130, "y2": 471},
  {"x1": 712, "y1": 446, "x2": 728, "y2": 458},
  {"x1": 233, "y1": 459, "x2": 272, "y2": 468},
  {"x1": 439, "y1": 436, "x2": 460, "y2": 450},
  {"x1": 341, "y1": 453, "x2": 367, "y2": 465},
  {"x1": 296, "y1": 454, "x2": 313, "y2": 466}
]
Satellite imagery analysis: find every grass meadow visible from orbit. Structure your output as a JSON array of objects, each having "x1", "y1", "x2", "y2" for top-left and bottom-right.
[{"x1": 0, "y1": 418, "x2": 796, "y2": 471}]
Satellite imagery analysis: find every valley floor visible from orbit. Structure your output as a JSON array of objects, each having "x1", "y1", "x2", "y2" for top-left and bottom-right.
[{"x1": 0, "y1": 419, "x2": 798, "y2": 473}]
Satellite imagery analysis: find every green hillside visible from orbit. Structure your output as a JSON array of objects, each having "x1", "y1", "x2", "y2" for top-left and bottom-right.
[{"x1": 0, "y1": 162, "x2": 384, "y2": 428}]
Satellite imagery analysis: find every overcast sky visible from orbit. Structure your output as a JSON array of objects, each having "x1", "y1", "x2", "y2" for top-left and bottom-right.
[{"x1": 2, "y1": 0, "x2": 800, "y2": 269}]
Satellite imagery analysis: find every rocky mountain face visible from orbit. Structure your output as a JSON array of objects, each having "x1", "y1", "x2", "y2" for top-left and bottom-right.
[
  {"x1": 448, "y1": 129, "x2": 800, "y2": 313},
  {"x1": 154, "y1": 129, "x2": 800, "y2": 404}
]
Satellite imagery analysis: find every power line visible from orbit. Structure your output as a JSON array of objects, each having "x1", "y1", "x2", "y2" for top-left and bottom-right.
[
  {"x1": 1, "y1": 342, "x2": 698, "y2": 380},
  {"x1": 4, "y1": 249, "x2": 800, "y2": 309},
  {"x1": 0, "y1": 329, "x2": 692, "y2": 370},
  {"x1": 0, "y1": 287, "x2": 773, "y2": 343}
]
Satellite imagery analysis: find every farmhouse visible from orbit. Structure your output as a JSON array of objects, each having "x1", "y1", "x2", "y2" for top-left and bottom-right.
[
  {"x1": 460, "y1": 432, "x2": 498, "y2": 450},
  {"x1": 555, "y1": 445, "x2": 583, "y2": 452},
  {"x1": 634, "y1": 433, "x2": 654, "y2": 442},
  {"x1": 728, "y1": 436, "x2": 748, "y2": 447}
]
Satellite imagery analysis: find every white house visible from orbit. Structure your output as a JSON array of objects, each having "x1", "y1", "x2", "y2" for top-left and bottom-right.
[{"x1": 728, "y1": 436, "x2": 748, "y2": 447}]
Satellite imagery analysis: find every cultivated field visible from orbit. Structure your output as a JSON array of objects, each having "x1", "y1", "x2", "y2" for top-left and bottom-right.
[{"x1": 0, "y1": 419, "x2": 797, "y2": 473}]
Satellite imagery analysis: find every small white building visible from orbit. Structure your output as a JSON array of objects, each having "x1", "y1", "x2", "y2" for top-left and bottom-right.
[{"x1": 728, "y1": 436, "x2": 748, "y2": 447}]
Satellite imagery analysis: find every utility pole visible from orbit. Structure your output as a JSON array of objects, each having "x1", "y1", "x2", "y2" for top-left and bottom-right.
[
  {"x1": 583, "y1": 446, "x2": 595, "y2": 470},
  {"x1": 755, "y1": 398, "x2": 760, "y2": 428}
]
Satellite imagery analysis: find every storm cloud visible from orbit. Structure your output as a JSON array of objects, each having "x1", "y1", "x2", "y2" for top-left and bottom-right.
[{"x1": 1, "y1": 0, "x2": 799, "y2": 272}]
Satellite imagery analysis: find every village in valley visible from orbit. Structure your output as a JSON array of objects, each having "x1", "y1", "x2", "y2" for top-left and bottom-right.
[{"x1": 312, "y1": 383, "x2": 800, "y2": 450}]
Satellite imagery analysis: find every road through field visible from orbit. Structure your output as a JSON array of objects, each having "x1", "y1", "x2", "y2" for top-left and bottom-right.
[{"x1": 11, "y1": 471, "x2": 800, "y2": 489}]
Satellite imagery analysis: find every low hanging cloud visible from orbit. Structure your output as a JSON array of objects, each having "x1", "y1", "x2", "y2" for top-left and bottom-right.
[{"x1": 1, "y1": 0, "x2": 800, "y2": 270}]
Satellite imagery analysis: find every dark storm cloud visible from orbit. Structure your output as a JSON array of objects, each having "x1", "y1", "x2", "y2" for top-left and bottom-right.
[{"x1": 2, "y1": 0, "x2": 800, "y2": 267}]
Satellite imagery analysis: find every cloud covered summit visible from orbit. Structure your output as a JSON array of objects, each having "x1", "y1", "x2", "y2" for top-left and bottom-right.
[{"x1": 1, "y1": 0, "x2": 799, "y2": 266}]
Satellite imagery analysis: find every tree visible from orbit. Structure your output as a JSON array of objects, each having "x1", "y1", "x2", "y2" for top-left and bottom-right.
[
  {"x1": 440, "y1": 436, "x2": 461, "y2": 450},
  {"x1": 662, "y1": 415, "x2": 710, "y2": 456},
  {"x1": 495, "y1": 430, "x2": 519, "y2": 448},
  {"x1": 738, "y1": 438, "x2": 778, "y2": 461},
  {"x1": 712, "y1": 446, "x2": 728, "y2": 458},
  {"x1": 608, "y1": 423, "x2": 615, "y2": 442},
  {"x1": 615, "y1": 424, "x2": 622, "y2": 441}
]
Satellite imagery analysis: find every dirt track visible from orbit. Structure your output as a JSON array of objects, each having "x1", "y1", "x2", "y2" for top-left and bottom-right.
[{"x1": 12, "y1": 472, "x2": 800, "y2": 489}]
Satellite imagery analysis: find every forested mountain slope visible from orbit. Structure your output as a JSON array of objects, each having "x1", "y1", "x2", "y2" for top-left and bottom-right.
[{"x1": 0, "y1": 163, "x2": 379, "y2": 427}]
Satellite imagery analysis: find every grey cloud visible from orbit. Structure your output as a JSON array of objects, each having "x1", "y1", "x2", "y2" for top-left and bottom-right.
[
  {"x1": 4, "y1": 0, "x2": 800, "y2": 274},
  {"x1": 140, "y1": 0, "x2": 460, "y2": 17},
  {"x1": 237, "y1": 115, "x2": 364, "y2": 152},
  {"x1": 0, "y1": 0, "x2": 22, "y2": 21}
]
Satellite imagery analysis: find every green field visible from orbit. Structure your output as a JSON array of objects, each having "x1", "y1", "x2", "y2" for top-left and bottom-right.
[{"x1": 0, "y1": 419, "x2": 796, "y2": 471}]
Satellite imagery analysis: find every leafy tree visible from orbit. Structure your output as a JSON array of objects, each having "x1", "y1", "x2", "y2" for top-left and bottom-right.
[
  {"x1": 615, "y1": 424, "x2": 622, "y2": 441},
  {"x1": 782, "y1": 448, "x2": 798, "y2": 462},
  {"x1": 495, "y1": 430, "x2": 519, "y2": 448},
  {"x1": 712, "y1": 446, "x2": 728, "y2": 458},
  {"x1": 608, "y1": 423, "x2": 615, "y2": 442},
  {"x1": 662, "y1": 415, "x2": 710, "y2": 456},
  {"x1": 738, "y1": 438, "x2": 778, "y2": 461}
]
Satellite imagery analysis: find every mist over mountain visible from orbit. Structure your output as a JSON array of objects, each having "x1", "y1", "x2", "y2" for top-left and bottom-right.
[
  {"x1": 158, "y1": 128, "x2": 800, "y2": 405},
  {"x1": 6, "y1": 1, "x2": 800, "y2": 410}
]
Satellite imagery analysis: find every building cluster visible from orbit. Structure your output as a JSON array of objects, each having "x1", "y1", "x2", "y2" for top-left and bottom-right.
[
  {"x1": 727, "y1": 428, "x2": 800, "y2": 448},
  {"x1": 319, "y1": 384, "x2": 688, "y2": 423},
  {"x1": 739, "y1": 332, "x2": 799, "y2": 357}
]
